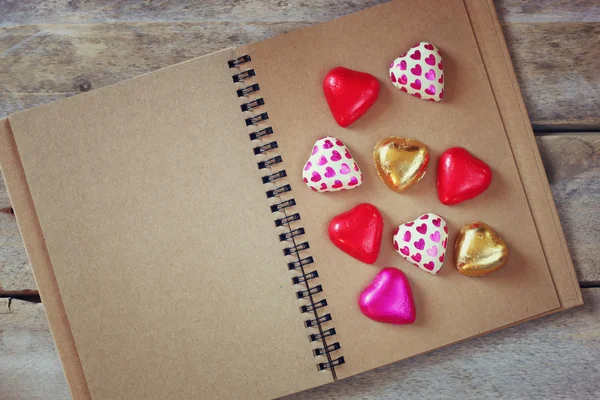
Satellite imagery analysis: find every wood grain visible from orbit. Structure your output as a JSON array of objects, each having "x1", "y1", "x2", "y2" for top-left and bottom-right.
[
  {"x1": 0, "y1": 299, "x2": 69, "y2": 400},
  {"x1": 503, "y1": 23, "x2": 600, "y2": 130},
  {"x1": 537, "y1": 133, "x2": 600, "y2": 283},
  {"x1": 0, "y1": 212, "x2": 34, "y2": 291},
  {"x1": 1, "y1": 133, "x2": 597, "y2": 290},
  {"x1": 1, "y1": 289, "x2": 598, "y2": 400},
  {"x1": 496, "y1": 0, "x2": 600, "y2": 22},
  {"x1": 0, "y1": 173, "x2": 33, "y2": 290},
  {"x1": 0, "y1": 0, "x2": 599, "y2": 129},
  {"x1": 1, "y1": 0, "x2": 598, "y2": 25}
]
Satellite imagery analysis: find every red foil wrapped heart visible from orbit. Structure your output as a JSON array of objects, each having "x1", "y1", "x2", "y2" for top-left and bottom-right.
[
  {"x1": 328, "y1": 203, "x2": 383, "y2": 264},
  {"x1": 323, "y1": 67, "x2": 380, "y2": 127},
  {"x1": 437, "y1": 147, "x2": 492, "y2": 205}
]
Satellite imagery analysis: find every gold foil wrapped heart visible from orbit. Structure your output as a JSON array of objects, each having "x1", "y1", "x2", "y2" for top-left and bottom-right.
[
  {"x1": 455, "y1": 222, "x2": 508, "y2": 277},
  {"x1": 373, "y1": 137, "x2": 429, "y2": 192}
]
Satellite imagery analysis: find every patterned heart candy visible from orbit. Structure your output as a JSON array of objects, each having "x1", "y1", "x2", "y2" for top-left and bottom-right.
[
  {"x1": 302, "y1": 137, "x2": 363, "y2": 192},
  {"x1": 389, "y1": 42, "x2": 444, "y2": 101},
  {"x1": 393, "y1": 212, "x2": 449, "y2": 274}
]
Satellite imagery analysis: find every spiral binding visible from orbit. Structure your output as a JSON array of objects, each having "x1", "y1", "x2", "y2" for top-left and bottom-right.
[{"x1": 228, "y1": 54, "x2": 344, "y2": 374}]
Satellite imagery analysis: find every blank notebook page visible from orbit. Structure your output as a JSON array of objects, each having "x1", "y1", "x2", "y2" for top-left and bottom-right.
[{"x1": 8, "y1": 49, "x2": 332, "y2": 399}]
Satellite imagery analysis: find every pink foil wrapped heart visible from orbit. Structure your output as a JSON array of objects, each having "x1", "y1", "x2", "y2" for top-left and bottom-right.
[
  {"x1": 389, "y1": 42, "x2": 444, "y2": 101},
  {"x1": 302, "y1": 137, "x2": 363, "y2": 192},
  {"x1": 359, "y1": 267, "x2": 416, "y2": 325},
  {"x1": 393, "y1": 213, "x2": 449, "y2": 274}
]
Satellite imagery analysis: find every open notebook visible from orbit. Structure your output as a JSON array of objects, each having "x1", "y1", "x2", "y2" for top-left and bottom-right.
[{"x1": 0, "y1": 0, "x2": 582, "y2": 398}]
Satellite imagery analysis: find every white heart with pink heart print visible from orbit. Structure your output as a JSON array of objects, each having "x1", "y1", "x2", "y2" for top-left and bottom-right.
[
  {"x1": 302, "y1": 137, "x2": 363, "y2": 192},
  {"x1": 389, "y1": 42, "x2": 444, "y2": 102},
  {"x1": 393, "y1": 213, "x2": 448, "y2": 274}
]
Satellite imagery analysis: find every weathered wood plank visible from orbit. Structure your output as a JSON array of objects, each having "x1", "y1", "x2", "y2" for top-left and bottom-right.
[
  {"x1": 1, "y1": 289, "x2": 598, "y2": 400},
  {"x1": 0, "y1": 1, "x2": 599, "y2": 128},
  {"x1": 503, "y1": 22, "x2": 600, "y2": 131},
  {"x1": 537, "y1": 133, "x2": 600, "y2": 283},
  {"x1": 0, "y1": 171, "x2": 33, "y2": 291},
  {"x1": 0, "y1": 210, "x2": 35, "y2": 291},
  {"x1": 0, "y1": 299, "x2": 69, "y2": 400},
  {"x1": 497, "y1": 0, "x2": 600, "y2": 23},
  {"x1": 1, "y1": 0, "x2": 598, "y2": 26},
  {"x1": 0, "y1": 133, "x2": 598, "y2": 291}
]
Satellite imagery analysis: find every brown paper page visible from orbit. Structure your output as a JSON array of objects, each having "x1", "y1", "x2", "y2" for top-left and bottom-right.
[
  {"x1": 4, "y1": 49, "x2": 332, "y2": 399},
  {"x1": 238, "y1": 0, "x2": 562, "y2": 379}
]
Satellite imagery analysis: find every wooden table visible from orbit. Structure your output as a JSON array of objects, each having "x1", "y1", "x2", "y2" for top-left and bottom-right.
[{"x1": 1, "y1": 1, "x2": 599, "y2": 398}]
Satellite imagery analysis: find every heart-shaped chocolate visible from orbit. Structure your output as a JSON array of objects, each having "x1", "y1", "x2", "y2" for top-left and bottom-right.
[
  {"x1": 393, "y1": 213, "x2": 448, "y2": 274},
  {"x1": 455, "y1": 222, "x2": 508, "y2": 276},
  {"x1": 437, "y1": 147, "x2": 492, "y2": 205},
  {"x1": 303, "y1": 137, "x2": 363, "y2": 192},
  {"x1": 328, "y1": 203, "x2": 383, "y2": 264},
  {"x1": 359, "y1": 267, "x2": 416, "y2": 324},
  {"x1": 390, "y1": 42, "x2": 444, "y2": 101},
  {"x1": 323, "y1": 66, "x2": 380, "y2": 127},
  {"x1": 373, "y1": 137, "x2": 429, "y2": 192}
]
